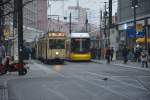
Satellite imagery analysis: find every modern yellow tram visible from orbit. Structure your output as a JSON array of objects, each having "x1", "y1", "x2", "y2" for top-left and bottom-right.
[
  {"x1": 36, "y1": 32, "x2": 66, "y2": 64},
  {"x1": 67, "y1": 33, "x2": 91, "y2": 61}
]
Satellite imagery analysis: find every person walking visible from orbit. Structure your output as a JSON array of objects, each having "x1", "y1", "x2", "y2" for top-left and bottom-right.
[
  {"x1": 106, "y1": 47, "x2": 111, "y2": 64},
  {"x1": 110, "y1": 47, "x2": 114, "y2": 61},
  {"x1": 0, "y1": 43, "x2": 6, "y2": 64},
  {"x1": 122, "y1": 46, "x2": 128, "y2": 64},
  {"x1": 141, "y1": 50, "x2": 148, "y2": 68}
]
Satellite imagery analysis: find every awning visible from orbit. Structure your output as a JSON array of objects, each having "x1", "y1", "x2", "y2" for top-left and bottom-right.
[{"x1": 136, "y1": 38, "x2": 150, "y2": 43}]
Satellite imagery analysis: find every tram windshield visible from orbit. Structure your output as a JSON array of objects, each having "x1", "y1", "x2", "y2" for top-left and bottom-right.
[
  {"x1": 71, "y1": 38, "x2": 90, "y2": 53},
  {"x1": 49, "y1": 39, "x2": 65, "y2": 49}
]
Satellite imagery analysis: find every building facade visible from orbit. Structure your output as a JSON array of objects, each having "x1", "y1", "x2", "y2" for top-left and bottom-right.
[
  {"x1": 37, "y1": 0, "x2": 48, "y2": 32},
  {"x1": 118, "y1": 0, "x2": 150, "y2": 48},
  {"x1": 23, "y1": 0, "x2": 48, "y2": 41}
]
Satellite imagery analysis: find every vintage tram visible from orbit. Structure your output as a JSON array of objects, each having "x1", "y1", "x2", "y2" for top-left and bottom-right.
[{"x1": 36, "y1": 32, "x2": 66, "y2": 64}]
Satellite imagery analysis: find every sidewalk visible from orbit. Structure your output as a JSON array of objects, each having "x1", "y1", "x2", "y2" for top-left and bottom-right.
[{"x1": 92, "y1": 59, "x2": 150, "y2": 71}]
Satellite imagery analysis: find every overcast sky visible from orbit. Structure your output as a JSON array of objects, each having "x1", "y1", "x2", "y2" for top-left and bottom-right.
[{"x1": 48, "y1": 0, "x2": 117, "y2": 25}]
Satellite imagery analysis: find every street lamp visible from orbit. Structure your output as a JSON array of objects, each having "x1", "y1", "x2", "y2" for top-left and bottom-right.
[{"x1": 131, "y1": 0, "x2": 139, "y2": 41}]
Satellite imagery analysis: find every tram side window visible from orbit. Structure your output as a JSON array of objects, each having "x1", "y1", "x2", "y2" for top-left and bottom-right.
[{"x1": 49, "y1": 40, "x2": 54, "y2": 49}]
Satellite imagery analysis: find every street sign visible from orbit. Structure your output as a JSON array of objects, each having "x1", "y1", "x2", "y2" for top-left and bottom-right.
[
  {"x1": 136, "y1": 29, "x2": 145, "y2": 37},
  {"x1": 127, "y1": 28, "x2": 136, "y2": 38},
  {"x1": 136, "y1": 23, "x2": 142, "y2": 32},
  {"x1": 4, "y1": 26, "x2": 10, "y2": 38},
  {"x1": 126, "y1": 28, "x2": 145, "y2": 38}
]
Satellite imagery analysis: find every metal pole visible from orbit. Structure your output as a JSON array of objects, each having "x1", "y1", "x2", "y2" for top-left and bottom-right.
[
  {"x1": 13, "y1": 0, "x2": 18, "y2": 60},
  {"x1": 0, "y1": 0, "x2": 4, "y2": 41},
  {"x1": 104, "y1": 2, "x2": 107, "y2": 47},
  {"x1": 99, "y1": 9, "x2": 102, "y2": 49},
  {"x1": 132, "y1": 0, "x2": 138, "y2": 44},
  {"x1": 108, "y1": 0, "x2": 112, "y2": 46},
  {"x1": 145, "y1": 19, "x2": 148, "y2": 50},
  {"x1": 49, "y1": 4, "x2": 51, "y2": 32},
  {"x1": 58, "y1": 15, "x2": 60, "y2": 31},
  {"x1": 17, "y1": 0, "x2": 23, "y2": 64},
  {"x1": 133, "y1": 5, "x2": 136, "y2": 40},
  {"x1": 97, "y1": 9, "x2": 103, "y2": 60},
  {"x1": 85, "y1": 11, "x2": 88, "y2": 32},
  {"x1": 69, "y1": 12, "x2": 72, "y2": 34}
]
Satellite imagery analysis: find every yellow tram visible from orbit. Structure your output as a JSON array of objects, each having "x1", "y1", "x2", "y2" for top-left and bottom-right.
[
  {"x1": 36, "y1": 32, "x2": 66, "y2": 64},
  {"x1": 67, "y1": 33, "x2": 91, "y2": 61}
]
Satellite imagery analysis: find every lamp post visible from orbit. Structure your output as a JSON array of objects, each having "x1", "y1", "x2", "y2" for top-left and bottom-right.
[
  {"x1": 131, "y1": 0, "x2": 138, "y2": 43},
  {"x1": 69, "y1": 12, "x2": 72, "y2": 34},
  {"x1": 85, "y1": 11, "x2": 88, "y2": 32},
  {"x1": 17, "y1": 0, "x2": 23, "y2": 64}
]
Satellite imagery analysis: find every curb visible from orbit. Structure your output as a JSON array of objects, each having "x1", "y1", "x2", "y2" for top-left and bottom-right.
[{"x1": 91, "y1": 60, "x2": 150, "y2": 71}]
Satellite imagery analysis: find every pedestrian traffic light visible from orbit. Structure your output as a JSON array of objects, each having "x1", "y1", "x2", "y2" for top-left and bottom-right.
[{"x1": 64, "y1": 17, "x2": 67, "y2": 20}]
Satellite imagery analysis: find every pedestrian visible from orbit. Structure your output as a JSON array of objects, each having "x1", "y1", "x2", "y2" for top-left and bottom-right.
[
  {"x1": 122, "y1": 46, "x2": 128, "y2": 64},
  {"x1": 98, "y1": 48, "x2": 101, "y2": 59},
  {"x1": 31, "y1": 47, "x2": 35, "y2": 59},
  {"x1": 110, "y1": 47, "x2": 114, "y2": 61},
  {"x1": 141, "y1": 50, "x2": 148, "y2": 68},
  {"x1": 106, "y1": 47, "x2": 111, "y2": 64},
  {"x1": 0, "y1": 43, "x2": 6, "y2": 64}
]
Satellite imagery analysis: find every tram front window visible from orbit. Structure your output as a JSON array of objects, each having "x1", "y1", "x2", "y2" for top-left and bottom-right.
[
  {"x1": 49, "y1": 39, "x2": 65, "y2": 49},
  {"x1": 71, "y1": 38, "x2": 90, "y2": 53}
]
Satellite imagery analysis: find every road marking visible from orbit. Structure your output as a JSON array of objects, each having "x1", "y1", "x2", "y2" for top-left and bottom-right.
[
  {"x1": 70, "y1": 73, "x2": 135, "y2": 100},
  {"x1": 42, "y1": 84, "x2": 70, "y2": 100},
  {"x1": 85, "y1": 71, "x2": 148, "y2": 91}
]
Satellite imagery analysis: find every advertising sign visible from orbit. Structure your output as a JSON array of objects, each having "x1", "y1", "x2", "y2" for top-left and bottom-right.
[{"x1": 127, "y1": 28, "x2": 145, "y2": 38}]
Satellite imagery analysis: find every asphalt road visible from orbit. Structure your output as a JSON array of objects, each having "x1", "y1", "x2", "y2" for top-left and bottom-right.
[{"x1": 1, "y1": 60, "x2": 150, "y2": 100}]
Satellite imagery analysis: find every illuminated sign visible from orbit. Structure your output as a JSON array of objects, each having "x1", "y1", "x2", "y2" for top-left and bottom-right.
[{"x1": 48, "y1": 32, "x2": 65, "y2": 37}]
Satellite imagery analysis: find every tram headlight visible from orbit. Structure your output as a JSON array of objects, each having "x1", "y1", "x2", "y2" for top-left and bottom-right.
[{"x1": 56, "y1": 52, "x2": 59, "y2": 55}]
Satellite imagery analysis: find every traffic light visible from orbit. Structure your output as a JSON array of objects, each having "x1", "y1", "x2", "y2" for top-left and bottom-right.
[{"x1": 64, "y1": 17, "x2": 67, "y2": 20}]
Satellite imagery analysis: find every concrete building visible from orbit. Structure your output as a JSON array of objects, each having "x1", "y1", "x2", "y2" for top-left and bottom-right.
[
  {"x1": 23, "y1": 0, "x2": 48, "y2": 41},
  {"x1": 68, "y1": 6, "x2": 89, "y2": 33},
  {"x1": 118, "y1": 0, "x2": 150, "y2": 48},
  {"x1": 37, "y1": 0, "x2": 48, "y2": 32},
  {"x1": 2, "y1": 0, "x2": 48, "y2": 59}
]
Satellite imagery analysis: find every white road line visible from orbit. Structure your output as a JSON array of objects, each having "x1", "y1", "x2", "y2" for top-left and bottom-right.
[
  {"x1": 85, "y1": 71, "x2": 148, "y2": 91},
  {"x1": 71, "y1": 73, "x2": 134, "y2": 100},
  {"x1": 42, "y1": 84, "x2": 70, "y2": 100},
  {"x1": 73, "y1": 81, "x2": 97, "y2": 96}
]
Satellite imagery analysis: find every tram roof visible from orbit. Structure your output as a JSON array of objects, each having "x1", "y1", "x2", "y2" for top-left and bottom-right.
[{"x1": 70, "y1": 33, "x2": 90, "y2": 38}]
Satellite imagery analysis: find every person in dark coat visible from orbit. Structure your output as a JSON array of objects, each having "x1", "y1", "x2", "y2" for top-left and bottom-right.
[
  {"x1": 23, "y1": 46, "x2": 30, "y2": 60},
  {"x1": 110, "y1": 47, "x2": 114, "y2": 61},
  {"x1": 31, "y1": 47, "x2": 35, "y2": 59},
  {"x1": 122, "y1": 46, "x2": 129, "y2": 64},
  {"x1": 106, "y1": 47, "x2": 111, "y2": 64}
]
